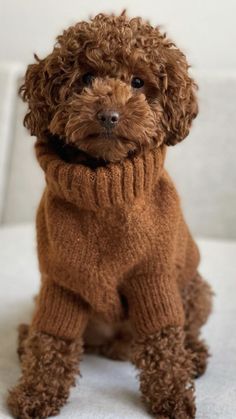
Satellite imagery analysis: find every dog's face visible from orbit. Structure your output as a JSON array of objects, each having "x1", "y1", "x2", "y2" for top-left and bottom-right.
[{"x1": 21, "y1": 13, "x2": 198, "y2": 163}]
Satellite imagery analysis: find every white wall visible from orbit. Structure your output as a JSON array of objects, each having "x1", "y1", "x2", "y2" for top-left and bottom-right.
[
  {"x1": 0, "y1": 1, "x2": 236, "y2": 238},
  {"x1": 0, "y1": 0, "x2": 236, "y2": 71}
]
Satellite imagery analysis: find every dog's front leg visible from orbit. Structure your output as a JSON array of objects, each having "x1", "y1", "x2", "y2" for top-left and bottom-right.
[
  {"x1": 133, "y1": 326, "x2": 195, "y2": 419},
  {"x1": 8, "y1": 281, "x2": 89, "y2": 419},
  {"x1": 8, "y1": 331, "x2": 82, "y2": 419},
  {"x1": 122, "y1": 270, "x2": 196, "y2": 418}
]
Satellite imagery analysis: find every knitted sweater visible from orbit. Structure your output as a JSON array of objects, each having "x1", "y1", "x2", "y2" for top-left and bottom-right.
[{"x1": 32, "y1": 138, "x2": 200, "y2": 340}]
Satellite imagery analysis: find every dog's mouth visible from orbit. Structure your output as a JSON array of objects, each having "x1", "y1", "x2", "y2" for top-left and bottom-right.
[
  {"x1": 71, "y1": 129, "x2": 141, "y2": 163},
  {"x1": 84, "y1": 132, "x2": 129, "y2": 142}
]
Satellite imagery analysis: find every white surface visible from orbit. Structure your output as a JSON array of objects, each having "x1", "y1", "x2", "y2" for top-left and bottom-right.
[
  {"x1": 0, "y1": 224, "x2": 236, "y2": 418},
  {"x1": 1, "y1": 0, "x2": 236, "y2": 71}
]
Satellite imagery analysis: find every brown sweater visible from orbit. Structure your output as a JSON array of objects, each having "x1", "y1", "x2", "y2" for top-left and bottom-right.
[{"x1": 32, "y1": 138, "x2": 200, "y2": 340}]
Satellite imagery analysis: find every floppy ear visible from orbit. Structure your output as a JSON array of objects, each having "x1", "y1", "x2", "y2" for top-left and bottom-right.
[
  {"x1": 19, "y1": 55, "x2": 51, "y2": 138},
  {"x1": 160, "y1": 48, "x2": 198, "y2": 146}
]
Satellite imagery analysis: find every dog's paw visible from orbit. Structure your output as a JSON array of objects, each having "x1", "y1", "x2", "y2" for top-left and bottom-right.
[
  {"x1": 7, "y1": 383, "x2": 67, "y2": 418},
  {"x1": 191, "y1": 339, "x2": 210, "y2": 378},
  {"x1": 151, "y1": 390, "x2": 196, "y2": 418},
  {"x1": 144, "y1": 385, "x2": 196, "y2": 418},
  {"x1": 8, "y1": 331, "x2": 82, "y2": 418}
]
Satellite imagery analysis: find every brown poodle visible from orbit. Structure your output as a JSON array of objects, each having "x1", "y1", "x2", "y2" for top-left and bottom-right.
[{"x1": 7, "y1": 11, "x2": 213, "y2": 419}]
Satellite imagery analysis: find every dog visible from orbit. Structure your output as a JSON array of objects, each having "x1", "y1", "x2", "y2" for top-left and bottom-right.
[{"x1": 7, "y1": 12, "x2": 213, "y2": 419}]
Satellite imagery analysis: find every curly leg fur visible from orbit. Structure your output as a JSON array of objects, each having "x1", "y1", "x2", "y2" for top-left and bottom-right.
[
  {"x1": 8, "y1": 330, "x2": 82, "y2": 419},
  {"x1": 185, "y1": 336, "x2": 209, "y2": 379},
  {"x1": 182, "y1": 274, "x2": 213, "y2": 378},
  {"x1": 132, "y1": 326, "x2": 196, "y2": 419},
  {"x1": 83, "y1": 317, "x2": 133, "y2": 361},
  {"x1": 17, "y1": 324, "x2": 30, "y2": 361},
  {"x1": 85, "y1": 335, "x2": 132, "y2": 361}
]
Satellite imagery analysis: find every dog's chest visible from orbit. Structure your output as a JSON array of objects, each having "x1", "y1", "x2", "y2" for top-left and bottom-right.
[{"x1": 47, "y1": 196, "x2": 157, "y2": 277}]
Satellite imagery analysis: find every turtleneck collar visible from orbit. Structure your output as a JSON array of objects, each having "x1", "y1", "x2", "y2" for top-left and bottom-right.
[{"x1": 35, "y1": 138, "x2": 166, "y2": 210}]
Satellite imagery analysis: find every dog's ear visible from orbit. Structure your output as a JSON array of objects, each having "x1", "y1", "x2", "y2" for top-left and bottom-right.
[
  {"x1": 19, "y1": 55, "x2": 51, "y2": 138},
  {"x1": 159, "y1": 47, "x2": 198, "y2": 146}
]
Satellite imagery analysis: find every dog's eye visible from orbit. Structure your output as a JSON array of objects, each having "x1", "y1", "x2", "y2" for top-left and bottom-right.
[
  {"x1": 131, "y1": 77, "x2": 144, "y2": 89},
  {"x1": 82, "y1": 72, "x2": 94, "y2": 86}
]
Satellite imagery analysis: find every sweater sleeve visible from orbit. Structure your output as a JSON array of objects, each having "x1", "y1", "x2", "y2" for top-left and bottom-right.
[
  {"x1": 31, "y1": 278, "x2": 90, "y2": 340},
  {"x1": 122, "y1": 262, "x2": 185, "y2": 337},
  {"x1": 121, "y1": 173, "x2": 186, "y2": 337}
]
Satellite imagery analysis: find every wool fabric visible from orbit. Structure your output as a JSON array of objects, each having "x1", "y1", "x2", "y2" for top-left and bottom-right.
[{"x1": 32, "y1": 138, "x2": 200, "y2": 340}]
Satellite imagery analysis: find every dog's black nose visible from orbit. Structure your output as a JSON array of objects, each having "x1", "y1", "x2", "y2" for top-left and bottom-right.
[{"x1": 97, "y1": 110, "x2": 119, "y2": 129}]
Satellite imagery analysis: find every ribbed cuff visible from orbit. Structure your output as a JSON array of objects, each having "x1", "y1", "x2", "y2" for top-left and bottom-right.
[
  {"x1": 123, "y1": 273, "x2": 185, "y2": 337},
  {"x1": 31, "y1": 280, "x2": 89, "y2": 340}
]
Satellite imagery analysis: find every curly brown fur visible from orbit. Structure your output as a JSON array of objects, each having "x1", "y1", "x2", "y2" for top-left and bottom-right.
[
  {"x1": 84, "y1": 318, "x2": 133, "y2": 361},
  {"x1": 8, "y1": 331, "x2": 82, "y2": 419},
  {"x1": 182, "y1": 273, "x2": 213, "y2": 377},
  {"x1": 132, "y1": 326, "x2": 196, "y2": 419},
  {"x1": 85, "y1": 336, "x2": 132, "y2": 361},
  {"x1": 20, "y1": 12, "x2": 198, "y2": 164},
  {"x1": 17, "y1": 323, "x2": 30, "y2": 361}
]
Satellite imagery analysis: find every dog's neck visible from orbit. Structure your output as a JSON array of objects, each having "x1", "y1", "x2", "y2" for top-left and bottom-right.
[
  {"x1": 49, "y1": 135, "x2": 145, "y2": 169},
  {"x1": 49, "y1": 135, "x2": 107, "y2": 168}
]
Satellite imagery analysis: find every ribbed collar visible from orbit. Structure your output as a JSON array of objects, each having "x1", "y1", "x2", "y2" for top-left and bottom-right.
[{"x1": 35, "y1": 138, "x2": 166, "y2": 210}]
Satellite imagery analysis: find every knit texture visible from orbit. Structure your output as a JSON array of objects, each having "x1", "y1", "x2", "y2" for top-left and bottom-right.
[{"x1": 32, "y1": 138, "x2": 200, "y2": 340}]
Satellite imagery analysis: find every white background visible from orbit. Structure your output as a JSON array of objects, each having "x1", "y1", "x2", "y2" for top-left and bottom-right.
[
  {"x1": 0, "y1": 0, "x2": 236, "y2": 238},
  {"x1": 0, "y1": 0, "x2": 236, "y2": 72},
  {"x1": 0, "y1": 6, "x2": 236, "y2": 419}
]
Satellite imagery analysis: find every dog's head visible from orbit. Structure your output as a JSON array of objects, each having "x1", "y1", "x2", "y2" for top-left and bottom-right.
[{"x1": 20, "y1": 12, "x2": 198, "y2": 163}]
